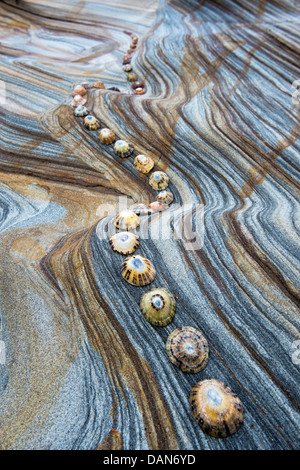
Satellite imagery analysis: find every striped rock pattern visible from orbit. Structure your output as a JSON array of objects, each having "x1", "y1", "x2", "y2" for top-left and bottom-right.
[{"x1": 0, "y1": 0, "x2": 299, "y2": 450}]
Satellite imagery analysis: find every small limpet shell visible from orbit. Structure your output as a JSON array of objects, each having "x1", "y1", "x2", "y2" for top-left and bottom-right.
[
  {"x1": 157, "y1": 190, "x2": 174, "y2": 205},
  {"x1": 166, "y1": 326, "x2": 209, "y2": 373},
  {"x1": 132, "y1": 81, "x2": 144, "y2": 90},
  {"x1": 127, "y1": 72, "x2": 138, "y2": 82},
  {"x1": 123, "y1": 54, "x2": 132, "y2": 65},
  {"x1": 93, "y1": 81, "x2": 105, "y2": 89},
  {"x1": 134, "y1": 154, "x2": 154, "y2": 174},
  {"x1": 131, "y1": 203, "x2": 154, "y2": 216},
  {"x1": 189, "y1": 379, "x2": 244, "y2": 438},
  {"x1": 83, "y1": 115, "x2": 101, "y2": 130},
  {"x1": 140, "y1": 287, "x2": 176, "y2": 327},
  {"x1": 113, "y1": 209, "x2": 140, "y2": 231},
  {"x1": 148, "y1": 201, "x2": 168, "y2": 213},
  {"x1": 133, "y1": 87, "x2": 145, "y2": 95},
  {"x1": 149, "y1": 171, "x2": 169, "y2": 190},
  {"x1": 72, "y1": 85, "x2": 87, "y2": 96},
  {"x1": 109, "y1": 231, "x2": 139, "y2": 255},
  {"x1": 114, "y1": 140, "x2": 134, "y2": 158},
  {"x1": 74, "y1": 105, "x2": 89, "y2": 117},
  {"x1": 71, "y1": 94, "x2": 87, "y2": 107},
  {"x1": 123, "y1": 64, "x2": 132, "y2": 72},
  {"x1": 121, "y1": 255, "x2": 156, "y2": 286},
  {"x1": 98, "y1": 128, "x2": 115, "y2": 145}
]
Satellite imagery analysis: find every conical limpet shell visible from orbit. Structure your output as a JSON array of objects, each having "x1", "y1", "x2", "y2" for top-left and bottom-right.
[
  {"x1": 109, "y1": 231, "x2": 139, "y2": 255},
  {"x1": 131, "y1": 204, "x2": 154, "y2": 216},
  {"x1": 113, "y1": 210, "x2": 140, "y2": 231},
  {"x1": 123, "y1": 64, "x2": 132, "y2": 72},
  {"x1": 72, "y1": 85, "x2": 87, "y2": 96},
  {"x1": 74, "y1": 105, "x2": 89, "y2": 117},
  {"x1": 98, "y1": 128, "x2": 115, "y2": 145},
  {"x1": 121, "y1": 255, "x2": 156, "y2": 286},
  {"x1": 71, "y1": 94, "x2": 87, "y2": 107},
  {"x1": 149, "y1": 171, "x2": 169, "y2": 190},
  {"x1": 157, "y1": 190, "x2": 174, "y2": 205},
  {"x1": 189, "y1": 379, "x2": 244, "y2": 438},
  {"x1": 148, "y1": 201, "x2": 168, "y2": 213},
  {"x1": 140, "y1": 287, "x2": 176, "y2": 327},
  {"x1": 166, "y1": 326, "x2": 209, "y2": 373},
  {"x1": 83, "y1": 115, "x2": 101, "y2": 130},
  {"x1": 92, "y1": 80, "x2": 105, "y2": 89},
  {"x1": 114, "y1": 140, "x2": 134, "y2": 158},
  {"x1": 134, "y1": 154, "x2": 154, "y2": 174}
]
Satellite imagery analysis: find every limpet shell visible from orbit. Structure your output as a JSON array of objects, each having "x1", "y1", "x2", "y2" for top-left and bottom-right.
[
  {"x1": 133, "y1": 154, "x2": 154, "y2": 174},
  {"x1": 113, "y1": 209, "x2": 140, "y2": 231},
  {"x1": 140, "y1": 287, "x2": 176, "y2": 327},
  {"x1": 98, "y1": 128, "x2": 115, "y2": 145},
  {"x1": 166, "y1": 326, "x2": 209, "y2": 373},
  {"x1": 132, "y1": 81, "x2": 144, "y2": 90},
  {"x1": 92, "y1": 81, "x2": 105, "y2": 89},
  {"x1": 148, "y1": 201, "x2": 168, "y2": 213},
  {"x1": 123, "y1": 54, "x2": 132, "y2": 65},
  {"x1": 114, "y1": 140, "x2": 134, "y2": 158},
  {"x1": 72, "y1": 85, "x2": 87, "y2": 96},
  {"x1": 131, "y1": 203, "x2": 154, "y2": 216},
  {"x1": 83, "y1": 115, "x2": 101, "y2": 130},
  {"x1": 157, "y1": 190, "x2": 174, "y2": 205},
  {"x1": 133, "y1": 87, "x2": 145, "y2": 95},
  {"x1": 123, "y1": 64, "x2": 132, "y2": 72},
  {"x1": 109, "y1": 231, "x2": 139, "y2": 255},
  {"x1": 74, "y1": 105, "x2": 89, "y2": 117},
  {"x1": 71, "y1": 94, "x2": 87, "y2": 107},
  {"x1": 127, "y1": 72, "x2": 138, "y2": 82},
  {"x1": 121, "y1": 255, "x2": 156, "y2": 286},
  {"x1": 189, "y1": 379, "x2": 244, "y2": 438},
  {"x1": 149, "y1": 171, "x2": 169, "y2": 190}
]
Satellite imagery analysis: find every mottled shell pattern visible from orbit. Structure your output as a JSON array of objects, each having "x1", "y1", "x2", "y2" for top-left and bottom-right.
[
  {"x1": 71, "y1": 94, "x2": 87, "y2": 107},
  {"x1": 84, "y1": 115, "x2": 101, "y2": 130},
  {"x1": 149, "y1": 171, "x2": 169, "y2": 190},
  {"x1": 114, "y1": 140, "x2": 134, "y2": 158},
  {"x1": 127, "y1": 72, "x2": 138, "y2": 82},
  {"x1": 72, "y1": 85, "x2": 87, "y2": 96},
  {"x1": 131, "y1": 204, "x2": 154, "y2": 216},
  {"x1": 93, "y1": 80, "x2": 105, "y2": 89},
  {"x1": 157, "y1": 190, "x2": 174, "y2": 205},
  {"x1": 133, "y1": 87, "x2": 145, "y2": 95},
  {"x1": 109, "y1": 231, "x2": 139, "y2": 255},
  {"x1": 140, "y1": 287, "x2": 176, "y2": 327},
  {"x1": 113, "y1": 210, "x2": 140, "y2": 231},
  {"x1": 166, "y1": 326, "x2": 209, "y2": 373},
  {"x1": 121, "y1": 255, "x2": 156, "y2": 286},
  {"x1": 189, "y1": 379, "x2": 244, "y2": 438},
  {"x1": 134, "y1": 154, "x2": 154, "y2": 174},
  {"x1": 98, "y1": 128, "x2": 115, "y2": 145},
  {"x1": 74, "y1": 105, "x2": 89, "y2": 117}
]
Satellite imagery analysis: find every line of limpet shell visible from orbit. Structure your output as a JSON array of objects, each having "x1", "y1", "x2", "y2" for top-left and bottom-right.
[{"x1": 70, "y1": 31, "x2": 244, "y2": 439}]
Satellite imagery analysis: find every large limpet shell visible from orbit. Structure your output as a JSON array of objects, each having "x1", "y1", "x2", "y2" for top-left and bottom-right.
[
  {"x1": 133, "y1": 87, "x2": 145, "y2": 95},
  {"x1": 109, "y1": 231, "x2": 139, "y2": 255},
  {"x1": 114, "y1": 140, "x2": 134, "y2": 158},
  {"x1": 134, "y1": 154, "x2": 154, "y2": 174},
  {"x1": 72, "y1": 85, "x2": 87, "y2": 96},
  {"x1": 123, "y1": 64, "x2": 132, "y2": 73},
  {"x1": 166, "y1": 326, "x2": 209, "y2": 373},
  {"x1": 98, "y1": 128, "x2": 115, "y2": 145},
  {"x1": 149, "y1": 171, "x2": 169, "y2": 190},
  {"x1": 140, "y1": 287, "x2": 176, "y2": 327},
  {"x1": 157, "y1": 190, "x2": 174, "y2": 205},
  {"x1": 74, "y1": 105, "x2": 89, "y2": 117},
  {"x1": 148, "y1": 201, "x2": 168, "y2": 213},
  {"x1": 83, "y1": 115, "x2": 101, "y2": 130},
  {"x1": 113, "y1": 210, "x2": 140, "y2": 231},
  {"x1": 131, "y1": 204, "x2": 154, "y2": 216},
  {"x1": 189, "y1": 379, "x2": 244, "y2": 438},
  {"x1": 92, "y1": 81, "x2": 105, "y2": 89},
  {"x1": 127, "y1": 72, "x2": 138, "y2": 82},
  {"x1": 121, "y1": 255, "x2": 156, "y2": 286}
]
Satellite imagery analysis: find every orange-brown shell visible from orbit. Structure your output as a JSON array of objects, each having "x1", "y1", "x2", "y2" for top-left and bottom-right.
[
  {"x1": 71, "y1": 94, "x2": 87, "y2": 107},
  {"x1": 148, "y1": 201, "x2": 168, "y2": 213},
  {"x1": 189, "y1": 379, "x2": 244, "y2": 438},
  {"x1": 133, "y1": 155, "x2": 154, "y2": 174},
  {"x1": 121, "y1": 255, "x2": 156, "y2": 286},
  {"x1": 92, "y1": 81, "x2": 105, "y2": 89},
  {"x1": 83, "y1": 115, "x2": 101, "y2": 130},
  {"x1": 72, "y1": 85, "x2": 87, "y2": 96},
  {"x1": 98, "y1": 128, "x2": 115, "y2": 145},
  {"x1": 133, "y1": 87, "x2": 145, "y2": 95}
]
